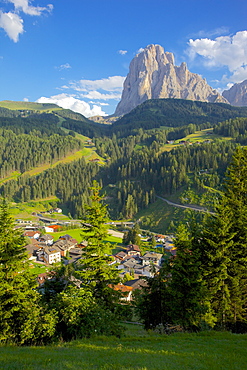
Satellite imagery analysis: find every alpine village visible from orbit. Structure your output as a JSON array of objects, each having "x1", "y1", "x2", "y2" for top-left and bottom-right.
[{"x1": 1, "y1": 45, "x2": 247, "y2": 369}]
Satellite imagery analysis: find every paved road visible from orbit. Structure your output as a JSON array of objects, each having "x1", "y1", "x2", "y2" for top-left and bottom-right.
[
  {"x1": 108, "y1": 229, "x2": 124, "y2": 239},
  {"x1": 156, "y1": 196, "x2": 214, "y2": 214}
]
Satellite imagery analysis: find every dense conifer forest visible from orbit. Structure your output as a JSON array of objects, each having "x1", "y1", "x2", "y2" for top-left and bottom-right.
[{"x1": 0, "y1": 99, "x2": 247, "y2": 219}]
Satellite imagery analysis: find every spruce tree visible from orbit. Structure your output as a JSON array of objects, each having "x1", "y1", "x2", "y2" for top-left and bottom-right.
[
  {"x1": 168, "y1": 223, "x2": 211, "y2": 330},
  {"x1": 219, "y1": 147, "x2": 247, "y2": 326},
  {"x1": 202, "y1": 202, "x2": 235, "y2": 328},
  {"x1": 0, "y1": 199, "x2": 56, "y2": 344},
  {"x1": 77, "y1": 181, "x2": 119, "y2": 307}
]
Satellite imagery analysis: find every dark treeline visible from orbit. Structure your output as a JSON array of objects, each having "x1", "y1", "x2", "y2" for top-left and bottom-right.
[
  {"x1": 0, "y1": 129, "x2": 82, "y2": 178},
  {"x1": 111, "y1": 99, "x2": 247, "y2": 137},
  {"x1": 101, "y1": 141, "x2": 236, "y2": 218},
  {"x1": 1, "y1": 158, "x2": 99, "y2": 218},
  {"x1": 0, "y1": 113, "x2": 64, "y2": 136},
  {"x1": 0, "y1": 99, "x2": 246, "y2": 220},
  {"x1": 214, "y1": 117, "x2": 247, "y2": 145},
  {"x1": 136, "y1": 147, "x2": 247, "y2": 332}
]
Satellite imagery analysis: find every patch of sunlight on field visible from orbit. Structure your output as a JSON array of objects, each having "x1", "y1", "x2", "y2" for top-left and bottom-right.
[{"x1": 159, "y1": 128, "x2": 233, "y2": 153}]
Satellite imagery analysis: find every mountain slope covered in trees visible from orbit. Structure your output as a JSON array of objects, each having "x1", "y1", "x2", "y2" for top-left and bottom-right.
[{"x1": 1, "y1": 99, "x2": 247, "y2": 224}]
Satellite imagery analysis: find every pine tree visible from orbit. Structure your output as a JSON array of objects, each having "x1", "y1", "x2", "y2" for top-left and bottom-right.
[
  {"x1": 202, "y1": 202, "x2": 235, "y2": 328},
  {"x1": 77, "y1": 181, "x2": 120, "y2": 307},
  {"x1": 167, "y1": 222, "x2": 212, "y2": 330},
  {"x1": 0, "y1": 199, "x2": 56, "y2": 344},
  {"x1": 219, "y1": 147, "x2": 247, "y2": 326}
]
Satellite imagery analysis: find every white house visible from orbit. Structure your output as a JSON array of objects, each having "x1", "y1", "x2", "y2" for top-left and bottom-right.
[{"x1": 43, "y1": 246, "x2": 61, "y2": 264}]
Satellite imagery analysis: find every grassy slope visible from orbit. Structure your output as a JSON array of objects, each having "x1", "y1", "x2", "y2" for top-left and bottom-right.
[
  {"x1": 160, "y1": 128, "x2": 232, "y2": 152},
  {"x1": 135, "y1": 198, "x2": 188, "y2": 234},
  {"x1": 48, "y1": 228, "x2": 122, "y2": 245},
  {"x1": 1, "y1": 133, "x2": 104, "y2": 184},
  {"x1": 0, "y1": 329, "x2": 246, "y2": 370},
  {"x1": 0, "y1": 100, "x2": 62, "y2": 112}
]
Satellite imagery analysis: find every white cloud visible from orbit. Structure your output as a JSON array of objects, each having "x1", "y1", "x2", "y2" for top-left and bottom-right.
[
  {"x1": 0, "y1": 11, "x2": 24, "y2": 42},
  {"x1": 56, "y1": 63, "x2": 71, "y2": 71},
  {"x1": 80, "y1": 91, "x2": 122, "y2": 100},
  {"x1": 118, "y1": 50, "x2": 127, "y2": 55},
  {"x1": 36, "y1": 94, "x2": 107, "y2": 117},
  {"x1": 23, "y1": 97, "x2": 29, "y2": 102},
  {"x1": 189, "y1": 27, "x2": 229, "y2": 39},
  {"x1": 0, "y1": 1, "x2": 53, "y2": 42},
  {"x1": 187, "y1": 30, "x2": 247, "y2": 83},
  {"x1": 89, "y1": 101, "x2": 109, "y2": 106},
  {"x1": 8, "y1": 0, "x2": 53, "y2": 16},
  {"x1": 69, "y1": 76, "x2": 125, "y2": 92}
]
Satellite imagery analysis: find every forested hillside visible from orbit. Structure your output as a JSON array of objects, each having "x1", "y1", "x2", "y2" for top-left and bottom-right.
[{"x1": 1, "y1": 99, "x2": 247, "y2": 223}]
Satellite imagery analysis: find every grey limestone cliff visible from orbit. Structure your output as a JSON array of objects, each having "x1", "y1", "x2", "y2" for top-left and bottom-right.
[
  {"x1": 222, "y1": 80, "x2": 247, "y2": 107},
  {"x1": 115, "y1": 44, "x2": 228, "y2": 116}
]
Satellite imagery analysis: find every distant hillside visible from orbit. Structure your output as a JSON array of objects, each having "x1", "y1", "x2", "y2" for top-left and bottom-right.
[
  {"x1": 112, "y1": 98, "x2": 247, "y2": 135},
  {"x1": 0, "y1": 100, "x2": 62, "y2": 112}
]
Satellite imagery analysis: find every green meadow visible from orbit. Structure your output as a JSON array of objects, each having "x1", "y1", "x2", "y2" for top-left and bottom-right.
[
  {"x1": 161, "y1": 128, "x2": 232, "y2": 152},
  {"x1": 0, "y1": 328, "x2": 246, "y2": 370},
  {"x1": 49, "y1": 228, "x2": 123, "y2": 246},
  {"x1": 0, "y1": 100, "x2": 62, "y2": 112},
  {"x1": 136, "y1": 198, "x2": 186, "y2": 233}
]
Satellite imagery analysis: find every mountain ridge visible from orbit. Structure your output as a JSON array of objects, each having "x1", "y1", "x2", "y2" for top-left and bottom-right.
[{"x1": 115, "y1": 44, "x2": 228, "y2": 116}]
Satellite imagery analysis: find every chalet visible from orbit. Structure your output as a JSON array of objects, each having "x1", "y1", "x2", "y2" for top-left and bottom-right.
[
  {"x1": 142, "y1": 264, "x2": 160, "y2": 277},
  {"x1": 25, "y1": 244, "x2": 42, "y2": 261},
  {"x1": 44, "y1": 225, "x2": 62, "y2": 233},
  {"x1": 124, "y1": 278, "x2": 148, "y2": 291},
  {"x1": 39, "y1": 234, "x2": 53, "y2": 245},
  {"x1": 114, "y1": 251, "x2": 127, "y2": 261},
  {"x1": 23, "y1": 230, "x2": 41, "y2": 239},
  {"x1": 155, "y1": 234, "x2": 166, "y2": 243},
  {"x1": 78, "y1": 240, "x2": 88, "y2": 248},
  {"x1": 37, "y1": 273, "x2": 49, "y2": 286},
  {"x1": 44, "y1": 226, "x2": 55, "y2": 233},
  {"x1": 43, "y1": 246, "x2": 61, "y2": 264},
  {"x1": 126, "y1": 244, "x2": 141, "y2": 257},
  {"x1": 59, "y1": 234, "x2": 73, "y2": 241},
  {"x1": 141, "y1": 251, "x2": 163, "y2": 266},
  {"x1": 53, "y1": 208, "x2": 62, "y2": 213},
  {"x1": 53, "y1": 239, "x2": 77, "y2": 257}
]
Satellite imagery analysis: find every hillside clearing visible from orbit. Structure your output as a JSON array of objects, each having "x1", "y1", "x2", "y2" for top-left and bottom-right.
[{"x1": 0, "y1": 330, "x2": 246, "y2": 370}]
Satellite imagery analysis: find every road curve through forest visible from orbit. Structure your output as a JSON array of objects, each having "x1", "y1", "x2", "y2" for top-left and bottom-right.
[{"x1": 156, "y1": 196, "x2": 215, "y2": 214}]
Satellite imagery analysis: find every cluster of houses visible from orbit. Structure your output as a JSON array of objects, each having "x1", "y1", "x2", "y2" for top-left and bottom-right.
[
  {"x1": 24, "y1": 231, "x2": 87, "y2": 265},
  {"x1": 22, "y1": 222, "x2": 176, "y2": 301}
]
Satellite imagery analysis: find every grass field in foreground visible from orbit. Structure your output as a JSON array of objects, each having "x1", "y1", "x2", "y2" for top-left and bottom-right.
[{"x1": 0, "y1": 328, "x2": 246, "y2": 370}]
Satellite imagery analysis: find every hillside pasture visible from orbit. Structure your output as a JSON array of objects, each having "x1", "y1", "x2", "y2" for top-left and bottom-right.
[
  {"x1": 161, "y1": 128, "x2": 232, "y2": 152},
  {"x1": 0, "y1": 330, "x2": 246, "y2": 370}
]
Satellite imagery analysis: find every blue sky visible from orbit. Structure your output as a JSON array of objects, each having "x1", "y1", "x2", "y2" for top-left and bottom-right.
[{"x1": 0, "y1": 0, "x2": 247, "y2": 116}]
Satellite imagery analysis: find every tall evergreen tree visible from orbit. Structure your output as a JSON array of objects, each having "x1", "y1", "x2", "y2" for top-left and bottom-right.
[
  {"x1": 168, "y1": 223, "x2": 212, "y2": 330},
  {"x1": 77, "y1": 181, "x2": 120, "y2": 307},
  {"x1": 0, "y1": 199, "x2": 56, "y2": 344},
  {"x1": 216, "y1": 147, "x2": 247, "y2": 326}
]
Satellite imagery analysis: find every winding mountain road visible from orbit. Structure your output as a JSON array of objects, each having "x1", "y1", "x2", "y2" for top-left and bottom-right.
[{"x1": 156, "y1": 196, "x2": 214, "y2": 214}]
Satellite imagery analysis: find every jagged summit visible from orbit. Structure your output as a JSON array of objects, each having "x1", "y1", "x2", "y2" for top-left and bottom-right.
[
  {"x1": 223, "y1": 79, "x2": 247, "y2": 107},
  {"x1": 115, "y1": 44, "x2": 228, "y2": 116}
]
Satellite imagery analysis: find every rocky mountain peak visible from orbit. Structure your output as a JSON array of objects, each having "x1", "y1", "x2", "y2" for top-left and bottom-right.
[
  {"x1": 222, "y1": 80, "x2": 247, "y2": 106},
  {"x1": 115, "y1": 44, "x2": 228, "y2": 116}
]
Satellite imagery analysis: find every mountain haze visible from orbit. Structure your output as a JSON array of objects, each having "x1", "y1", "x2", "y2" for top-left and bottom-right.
[{"x1": 115, "y1": 44, "x2": 228, "y2": 116}]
